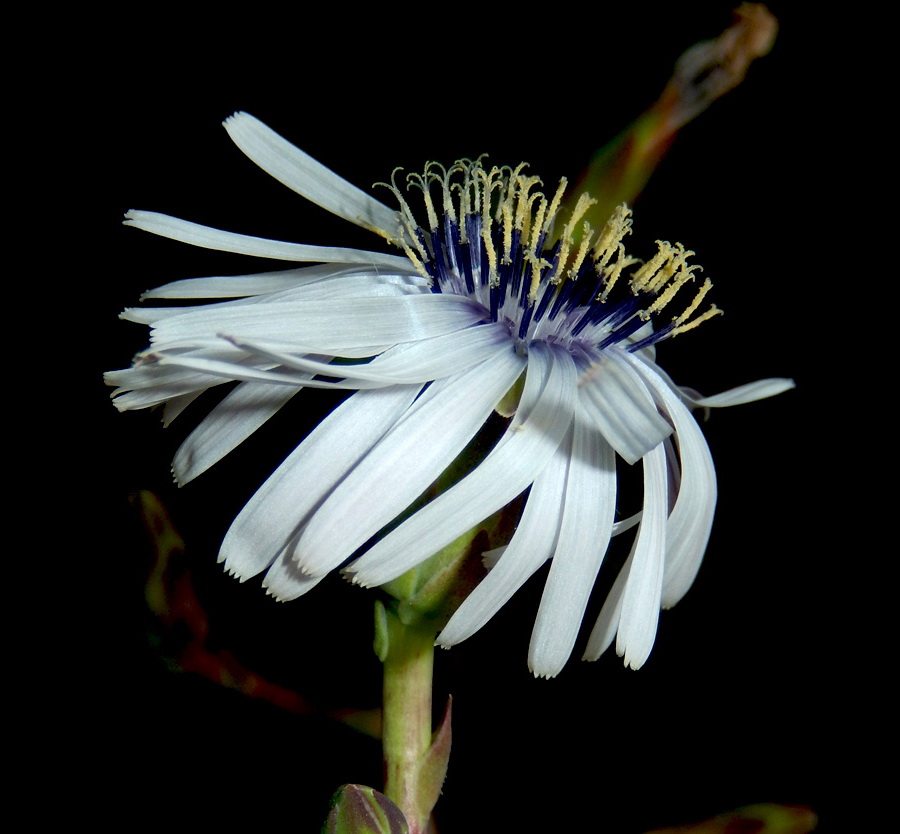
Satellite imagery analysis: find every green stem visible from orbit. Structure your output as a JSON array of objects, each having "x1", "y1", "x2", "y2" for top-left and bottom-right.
[{"x1": 381, "y1": 608, "x2": 438, "y2": 834}]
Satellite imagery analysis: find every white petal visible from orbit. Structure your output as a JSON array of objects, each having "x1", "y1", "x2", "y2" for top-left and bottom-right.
[
  {"x1": 582, "y1": 542, "x2": 634, "y2": 662},
  {"x1": 227, "y1": 322, "x2": 510, "y2": 385},
  {"x1": 218, "y1": 384, "x2": 422, "y2": 581},
  {"x1": 293, "y1": 346, "x2": 527, "y2": 577},
  {"x1": 437, "y1": 422, "x2": 571, "y2": 648},
  {"x1": 223, "y1": 112, "x2": 401, "y2": 236},
  {"x1": 145, "y1": 354, "x2": 320, "y2": 389},
  {"x1": 348, "y1": 343, "x2": 577, "y2": 588},
  {"x1": 106, "y1": 362, "x2": 214, "y2": 399},
  {"x1": 687, "y1": 377, "x2": 796, "y2": 408},
  {"x1": 528, "y1": 406, "x2": 617, "y2": 678},
  {"x1": 172, "y1": 381, "x2": 303, "y2": 485},
  {"x1": 162, "y1": 391, "x2": 202, "y2": 425},
  {"x1": 262, "y1": 550, "x2": 327, "y2": 602},
  {"x1": 612, "y1": 512, "x2": 641, "y2": 536},
  {"x1": 616, "y1": 443, "x2": 668, "y2": 669},
  {"x1": 124, "y1": 210, "x2": 409, "y2": 269},
  {"x1": 149, "y1": 293, "x2": 486, "y2": 353},
  {"x1": 142, "y1": 264, "x2": 423, "y2": 300},
  {"x1": 480, "y1": 547, "x2": 506, "y2": 571},
  {"x1": 578, "y1": 348, "x2": 674, "y2": 465},
  {"x1": 107, "y1": 369, "x2": 227, "y2": 411},
  {"x1": 633, "y1": 361, "x2": 718, "y2": 608}
]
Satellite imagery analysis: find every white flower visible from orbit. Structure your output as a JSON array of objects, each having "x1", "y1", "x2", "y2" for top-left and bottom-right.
[{"x1": 108, "y1": 112, "x2": 793, "y2": 676}]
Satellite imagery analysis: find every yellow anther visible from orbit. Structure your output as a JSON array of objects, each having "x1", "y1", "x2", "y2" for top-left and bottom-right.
[
  {"x1": 566, "y1": 221, "x2": 594, "y2": 280},
  {"x1": 369, "y1": 222, "x2": 401, "y2": 247},
  {"x1": 375, "y1": 168, "x2": 423, "y2": 248},
  {"x1": 645, "y1": 246, "x2": 686, "y2": 295},
  {"x1": 521, "y1": 189, "x2": 543, "y2": 243},
  {"x1": 644, "y1": 259, "x2": 702, "y2": 317},
  {"x1": 406, "y1": 170, "x2": 440, "y2": 232},
  {"x1": 552, "y1": 192, "x2": 597, "y2": 282},
  {"x1": 631, "y1": 241, "x2": 680, "y2": 294},
  {"x1": 427, "y1": 162, "x2": 457, "y2": 226},
  {"x1": 495, "y1": 164, "x2": 520, "y2": 224},
  {"x1": 672, "y1": 277, "x2": 715, "y2": 327},
  {"x1": 592, "y1": 204, "x2": 633, "y2": 270},
  {"x1": 528, "y1": 195, "x2": 548, "y2": 253},
  {"x1": 513, "y1": 173, "x2": 541, "y2": 231},
  {"x1": 561, "y1": 193, "x2": 597, "y2": 243},
  {"x1": 400, "y1": 241, "x2": 433, "y2": 285},
  {"x1": 542, "y1": 177, "x2": 568, "y2": 235},
  {"x1": 598, "y1": 246, "x2": 639, "y2": 302},
  {"x1": 378, "y1": 155, "x2": 717, "y2": 341},
  {"x1": 671, "y1": 302, "x2": 723, "y2": 336},
  {"x1": 481, "y1": 167, "x2": 505, "y2": 285},
  {"x1": 526, "y1": 252, "x2": 551, "y2": 302},
  {"x1": 501, "y1": 199, "x2": 514, "y2": 264}
]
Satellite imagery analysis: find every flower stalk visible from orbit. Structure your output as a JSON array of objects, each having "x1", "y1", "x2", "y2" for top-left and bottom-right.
[{"x1": 377, "y1": 603, "x2": 447, "y2": 834}]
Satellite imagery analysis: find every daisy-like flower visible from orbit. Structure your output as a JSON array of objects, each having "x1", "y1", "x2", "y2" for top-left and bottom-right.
[{"x1": 108, "y1": 113, "x2": 792, "y2": 676}]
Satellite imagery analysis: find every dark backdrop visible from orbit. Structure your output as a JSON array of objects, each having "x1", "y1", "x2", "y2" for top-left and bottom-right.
[{"x1": 66, "y1": 4, "x2": 856, "y2": 831}]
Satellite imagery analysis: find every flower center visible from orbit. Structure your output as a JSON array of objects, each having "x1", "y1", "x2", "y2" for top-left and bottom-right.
[{"x1": 376, "y1": 158, "x2": 721, "y2": 355}]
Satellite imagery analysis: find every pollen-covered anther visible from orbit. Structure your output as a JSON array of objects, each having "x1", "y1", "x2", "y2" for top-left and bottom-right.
[
  {"x1": 377, "y1": 154, "x2": 723, "y2": 344},
  {"x1": 592, "y1": 203, "x2": 634, "y2": 269},
  {"x1": 374, "y1": 168, "x2": 433, "y2": 282},
  {"x1": 406, "y1": 168, "x2": 441, "y2": 232},
  {"x1": 500, "y1": 199, "x2": 514, "y2": 265},
  {"x1": 643, "y1": 256, "x2": 703, "y2": 317},
  {"x1": 630, "y1": 240, "x2": 681, "y2": 295},
  {"x1": 554, "y1": 192, "x2": 597, "y2": 283},
  {"x1": 598, "y1": 245, "x2": 640, "y2": 303},
  {"x1": 541, "y1": 177, "x2": 568, "y2": 236},
  {"x1": 671, "y1": 279, "x2": 723, "y2": 335},
  {"x1": 513, "y1": 173, "x2": 542, "y2": 232},
  {"x1": 479, "y1": 166, "x2": 507, "y2": 286}
]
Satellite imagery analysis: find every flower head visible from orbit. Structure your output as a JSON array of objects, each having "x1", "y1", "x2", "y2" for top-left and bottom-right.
[{"x1": 108, "y1": 113, "x2": 793, "y2": 675}]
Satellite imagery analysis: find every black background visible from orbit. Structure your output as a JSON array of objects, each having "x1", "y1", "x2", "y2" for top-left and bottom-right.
[{"x1": 59, "y1": 3, "x2": 863, "y2": 832}]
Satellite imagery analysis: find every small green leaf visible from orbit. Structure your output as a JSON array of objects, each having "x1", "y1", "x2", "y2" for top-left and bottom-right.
[
  {"x1": 373, "y1": 600, "x2": 390, "y2": 663},
  {"x1": 415, "y1": 697, "x2": 452, "y2": 819},
  {"x1": 322, "y1": 784, "x2": 409, "y2": 834}
]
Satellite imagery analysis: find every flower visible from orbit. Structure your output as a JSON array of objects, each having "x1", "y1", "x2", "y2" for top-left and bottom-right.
[{"x1": 108, "y1": 112, "x2": 793, "y2": 676}]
